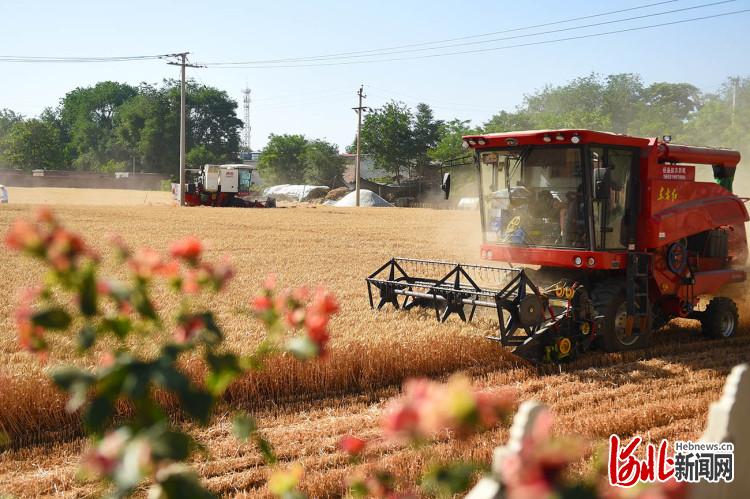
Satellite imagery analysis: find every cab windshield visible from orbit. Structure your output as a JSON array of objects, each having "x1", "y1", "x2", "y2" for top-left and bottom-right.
[
  {"x1": 479, "y1": 147, "x2": 587, "y2": 248},
  {"x1": 238, "y1": 169, "x2": 252, "y2": 192}
]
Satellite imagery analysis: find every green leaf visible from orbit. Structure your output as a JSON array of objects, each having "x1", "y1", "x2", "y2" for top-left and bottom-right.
[
  {"x1": 31, "y1": 308, "x2": 71, "y2": 330},
  {"x1": 232, "y1": 413, "x2": 256, "y2": 441},
  {"x1": 232, "y1": 412, "x2": 276, "y2": 464},
  {"x1": 205, "y1": 352, "x2": 242, "y2": 396},
  {"x1": 178, "y1": 388, "x2": 213, "y2": 425},
  {"x1": 52, "y1": 367, "x2": 96, "y2": 413},
  {"x1": 150, "y1": 430, "x2": 193, "y2": 462},
  {"x1": 286, "y1": 336, "x2": 319, "y2": 360},
  {"x1": 132, "y1": 286, "x2": 157, "y2": 321},
  {"x1": 100, "y1": 316, "x2": 133, "y2": 339},
  {"x1": 78, "y1": 266, "x2": 98, "y2": 317},
  {"x1": 198, "y1": 312, "x2": 222, "y2": 345},
  {"x1": 77, "y1": 324, "x2": 96, "y2": 351},
  {"x1": 153, "y1": 464, "x2": 217, "y2": 499},
  {"x1": 421, "y1": 462, "x2": 478, "y2": 497},
  {"x1": 51, "y1": 366, "x2": 95, "y2": 391},
  {"x1": 255, "y1": 434, "x2": 277, "y2": 465},
  {"x1": 84, "y1": 395, "x2": 114, "y2": 433}
]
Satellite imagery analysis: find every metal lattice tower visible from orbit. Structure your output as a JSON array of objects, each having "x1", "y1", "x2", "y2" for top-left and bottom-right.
[{"x1": 242, "y1": 87, "x2": 252, "y2": 151}]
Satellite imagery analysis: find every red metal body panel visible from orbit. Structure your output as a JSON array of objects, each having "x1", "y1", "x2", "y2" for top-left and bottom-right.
[
  {"x1": 464, "y1": 129, "x2": 747, "y2": 305},
  {"x1": 463, "y1": 129, "x2": 650, "y2": 149},
  {"x1": 656, "y1": 143, "x2": 740, "y2": 168},
  {"x1": 640, "y1": 181, "x2": 749, "y2": 248},
  {"x1": 480, "y1": 244, "x2": 626, "y2": 270}
]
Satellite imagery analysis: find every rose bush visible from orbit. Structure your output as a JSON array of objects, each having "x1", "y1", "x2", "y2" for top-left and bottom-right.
[{"x1": 6, "y1": 209, "x2": 689, "y2": 499}]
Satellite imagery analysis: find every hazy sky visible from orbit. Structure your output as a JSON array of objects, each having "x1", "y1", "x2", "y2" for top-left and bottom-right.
[{"x1": 1, "y1": 0, "x2": 748, "y2": 151}]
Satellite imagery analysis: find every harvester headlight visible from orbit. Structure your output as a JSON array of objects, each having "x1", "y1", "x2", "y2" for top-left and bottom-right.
[
  {"x1": 468, "y1": 139, "x2": 477, "y2": 146},
  {"x1": 477, "y1": 138, "x2": 486, "y2": 145},
  {"x1": 486, "y1": 251, "x2": 493, "y2": 259},
  {"x1": 587, "y1": 257, "x2": 595, "y2": 267},
  {"x1": 571, "y1": 134, "x2": 581, "y2": 144},
  {"x1": 506, "y1": 138, "x2": 518, "y2": 146},
  {"x1": 555, "y1": 133, "x2": 565, "y2": 141},
  {"x1": 462, "y1": 140, "x2": 470, "y2": 149},
  {"x1": 542, "y1": 134, "x2": 552, "y2": 143},
  {"x1": 573, "y1": 256, "x2": 583, "y2": 267}
]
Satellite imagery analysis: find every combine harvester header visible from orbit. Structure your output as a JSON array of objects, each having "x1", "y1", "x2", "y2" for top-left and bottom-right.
[{"x1": 368, "y1": 130, "x2": 748, "y2": 364}]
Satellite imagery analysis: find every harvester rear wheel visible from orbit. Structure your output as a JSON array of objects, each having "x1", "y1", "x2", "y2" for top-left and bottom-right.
[
  {"x1": 591, "y1": 281, "x2": 652, "y2": 352},
  {"x1": 700, "y1": 297, "x2": 738, "y2": 339}
]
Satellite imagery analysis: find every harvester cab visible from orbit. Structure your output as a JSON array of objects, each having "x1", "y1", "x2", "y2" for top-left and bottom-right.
[
  {"x1": 367, "y1": 130, "x2": 748, "y2": 364},
  {"x1": 185, "y1": 164, "x2": 275, "y2": 208}
]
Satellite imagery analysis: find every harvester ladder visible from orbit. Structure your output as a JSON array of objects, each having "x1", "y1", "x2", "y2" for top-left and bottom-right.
[{"x1": 626, "y1": 252, "x2": 651, "y2": 329}]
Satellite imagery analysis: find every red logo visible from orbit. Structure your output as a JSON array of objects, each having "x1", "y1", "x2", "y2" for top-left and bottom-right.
[{"x1": 608, "y1": 435, "x2": 674, "y2": 487}]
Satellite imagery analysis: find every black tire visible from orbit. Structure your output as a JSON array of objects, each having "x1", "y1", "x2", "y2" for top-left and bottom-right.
[
  {"x1": 700, "y1": 297, "x2": 738, "y2": 339},
  {"x1": 591, "y1": 280, "x2": 652, "y2": 352}
]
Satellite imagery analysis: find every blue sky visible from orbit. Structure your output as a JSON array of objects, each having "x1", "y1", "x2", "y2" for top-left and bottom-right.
[{"x1": 1, "y1": 0, "x2": 748, "y2": 151}]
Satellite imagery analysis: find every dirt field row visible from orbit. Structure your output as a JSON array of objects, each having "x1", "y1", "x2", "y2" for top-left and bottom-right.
[{"x1": 0, "y1": 189, "x2": 748, "y2": 497}]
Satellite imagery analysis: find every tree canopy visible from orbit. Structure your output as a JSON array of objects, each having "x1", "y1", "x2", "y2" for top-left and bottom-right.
[
  {"x1": 2, "y1": 119, "x2": 63, "y2": 170},
  {"x1": 0, "y1": 80, "x2": 242, "y2": 174},
  {"x1": 358, "y1": 101, "x2": 444, "y2": 181},
  {"x1": 1, "y1": 72, "x2": 748, "y2": 180},
  {"x1": 258, "y1": 134, "x2": 344, "y2": 186}
]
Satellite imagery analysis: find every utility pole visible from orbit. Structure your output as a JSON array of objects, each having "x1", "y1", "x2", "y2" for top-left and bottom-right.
[
  {"x1": 167, "y1": 52, "x2": 203, "y2": 206},
  {"x1": 352, "y1": 85, "x2": 370, "y2": 207},
  {"x1": 731, "y1": 77, "x2": 738, "y2": 126}
]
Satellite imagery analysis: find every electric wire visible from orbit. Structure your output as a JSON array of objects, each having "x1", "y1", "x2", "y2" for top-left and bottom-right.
[
  {"x1": 203, "y1": 8, "x2": 750, "y2": 69},
  {"x1": 204, "y1": 0, "x2": 735, "y2": 66},
  {"x1": 0, "y1": 53, "x2": 177, "y2": 63},
  {"x1": 203, "y1": 0, "x2": 681, "y2": 65}
]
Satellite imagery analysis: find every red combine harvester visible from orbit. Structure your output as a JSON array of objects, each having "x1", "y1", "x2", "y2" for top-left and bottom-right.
[
  {"x1": 367, "y1": 130, "x2": 748, "y2": 363},
  {"x1": 183, "y1": 164, "x2": 275, "y2": 208}
]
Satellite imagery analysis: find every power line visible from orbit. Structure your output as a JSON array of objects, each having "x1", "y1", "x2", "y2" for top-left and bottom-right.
[
  {"x1": 203, "y1": 0, "x2": 680, "y2": 65},
  {"x1": 204, "y1": 8, "x2": 750, "y2": 69},
  {"x1": 0, "y1": 53, "x2": 176, "y2": 63},
  {"x1": 205, "y1": 0, "x2": 735, "y2": 66}
]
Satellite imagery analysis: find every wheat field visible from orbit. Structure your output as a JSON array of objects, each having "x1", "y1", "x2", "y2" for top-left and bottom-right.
[{"x1": 0, "y1": 189, "x2": 748, "y2": 497}]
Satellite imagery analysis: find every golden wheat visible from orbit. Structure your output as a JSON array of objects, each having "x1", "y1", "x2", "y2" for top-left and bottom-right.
[{"x1": 0, "y1": 190, "x2": 748, "y2": 497}]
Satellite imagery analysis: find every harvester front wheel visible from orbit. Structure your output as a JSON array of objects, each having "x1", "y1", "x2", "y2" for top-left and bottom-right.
[
  {"x1": 591, "y1": 282, "x2": 652, "y2": 352},
  {"x1": 700, "y1": 297, "x2": 738, "y2": 339}
]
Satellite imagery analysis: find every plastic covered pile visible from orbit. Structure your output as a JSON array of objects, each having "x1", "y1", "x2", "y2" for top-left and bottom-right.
[
  {"x1": 334, "y1": 189, "x2": 393, "y2": 207},
  {"x1": 263, "y1": 184, "x2": 330, "y2": 201}
]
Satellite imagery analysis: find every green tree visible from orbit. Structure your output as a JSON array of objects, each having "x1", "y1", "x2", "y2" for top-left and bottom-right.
[
  {"x1": 681, "y1": 76, "x2": 750, "y2": 157},
  {"x1": 483, "y1": 110, "x2": 535, "y2": 133},
  {"x1": 0, "y1": 108, "x2": 24, "y2": 167},
  {"x1": 187, "y1": 84, "x2": 243, "y2": 162},
  {"x1": 114, "y1": 86, "x2": 177, "y2": 173},
  {"x1": 411, "y1": 103, "x2": 443, "y2": 178},
  {"x1": 303, "y1": 139, "x2": 344, "y2": 186},
  {"x1": 112, "y1": 80, "x2": 242, "y2": 175},
  {"x1": 186, "y1": 145, "x2": 219, "y2": 168},
  {"x1": 631, "y1": 82, "x2": 702, "y2": 136},
  {"x1": 602, "y1": 73, "x2": 645, "y2": 133},
  {"x1": 3, "y1": 119, "x2": 64, "y2": 170},
  {"x1": 429, "y1": 118, "x2": 475, "y2": 164},
  {"x1": 59, "y1": 81, "x2": 138, "y2": 169},
  {"x1": 359, "y1": 101, "x2": 414, "y2": 181},
  {"x1": 258, "y1": 134, "x2": 308, "y2": 184}
]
